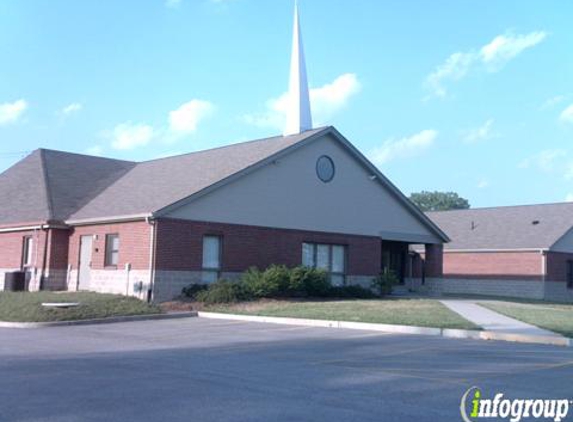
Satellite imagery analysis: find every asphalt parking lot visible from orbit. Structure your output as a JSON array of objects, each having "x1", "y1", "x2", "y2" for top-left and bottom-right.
[{"x1": 0, "y1": 317, "x2": 571, "y2": 422}]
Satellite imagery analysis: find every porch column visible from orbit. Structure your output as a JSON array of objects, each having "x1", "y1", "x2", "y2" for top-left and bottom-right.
[{"x1": 424, "y1": 243, "x2": 443, "y2": 278}]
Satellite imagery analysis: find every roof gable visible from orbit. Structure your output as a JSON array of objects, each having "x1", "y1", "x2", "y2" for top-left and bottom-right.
[{"x1": 164, "y1": 129, "x2": 448, "y2": 243}]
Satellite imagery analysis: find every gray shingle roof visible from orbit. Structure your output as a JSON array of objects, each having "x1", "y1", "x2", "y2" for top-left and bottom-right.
[
  {"x1": 0, "y1": 128, "x2": 326, "y2": 225},
  {"x1": 0, "y1": 149, "x2": 134, "y2": 225},
  {"x1": 68, "y1": 127, "x2": 327, "y2": 220},
  {"x1": 427, "y1": 203, "x2": 573, "y2": 250},
  {"x1": 0, "y1": 149, "x2": 51, "y2": 225},
  {"x1": 0, "y1": 126, "x2": 447, "y2": 244}
]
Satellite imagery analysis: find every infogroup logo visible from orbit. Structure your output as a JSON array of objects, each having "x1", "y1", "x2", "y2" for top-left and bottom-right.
[{"x1": 460, "y1": 387, "x2": 571, "y2": 422}]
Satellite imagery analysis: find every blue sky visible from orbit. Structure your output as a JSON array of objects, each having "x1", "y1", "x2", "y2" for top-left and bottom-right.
[{"x1": 0, "y1": 0, "x2": 571, "y2": 208}]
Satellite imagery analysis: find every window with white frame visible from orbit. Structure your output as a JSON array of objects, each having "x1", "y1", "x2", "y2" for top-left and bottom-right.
[
  {"x1": 104, "y1": 234, "x2": 120, "y2": 267},
  {"x1": 22, "y1": 236, "x2": 34, "y2": 267},
  {"x1": 302, "y1": 242, "x2": 346, "y2": 286},
  {"x1": 202, "y1": 235, "x2": 222, "y2": 283}
]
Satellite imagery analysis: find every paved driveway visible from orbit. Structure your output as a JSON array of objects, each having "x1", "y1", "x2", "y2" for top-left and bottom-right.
[{"x1": 0, "y1": 318, "x2": 571, "y2": 422}]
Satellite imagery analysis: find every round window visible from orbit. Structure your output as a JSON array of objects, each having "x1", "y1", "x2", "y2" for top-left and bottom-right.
[{"x1": 316, "y1": 155, "x2": 335, "y2": 183}]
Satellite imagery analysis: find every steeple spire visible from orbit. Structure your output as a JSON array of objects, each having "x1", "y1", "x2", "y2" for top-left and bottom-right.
[{"x1": 284, "y1": 0, "x2": 313, "y2": 136}]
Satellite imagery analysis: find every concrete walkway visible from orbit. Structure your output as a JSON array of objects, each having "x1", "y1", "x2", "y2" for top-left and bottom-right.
[{"x1": 440, "y1": 300, "x2": 562, "y2": 337}]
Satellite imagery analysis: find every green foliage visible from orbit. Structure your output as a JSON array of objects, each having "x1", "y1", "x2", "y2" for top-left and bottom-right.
[
  {"x1": 327, "y1": 285, "x2": 376, "y2": 299},
  {"x1": 290, "y1": 267, "x2": 330, "y2": 297},
  {"x1": 181, "y1": 284, "x2": 209, "y2": 298},
  {"x1": 371, "y1": 269, "x2": 399, "y2": 297},
  {"x1": 194, "y1": 280, "x2": 250, "y2": 305},
  {"x1": 409, "y1": 191, "x2": 470, "y2": 212},
  {"x1": 240, "y1": 265, "x2": 329, "y2": 298},
  {"x1": 193, "y1": 266, "x2": 370, "y2": 304},
  {"x1": 241, "y1": 266, "x2": 288, "y2": 298}
]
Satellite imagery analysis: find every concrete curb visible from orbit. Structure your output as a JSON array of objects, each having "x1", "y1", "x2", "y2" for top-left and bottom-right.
[
  {"x1": 197, "y1": 312, "x2": 572, "y2": 347},
  {"x1": 0, "y1": 311, "x2": 198, "y2": 329}
]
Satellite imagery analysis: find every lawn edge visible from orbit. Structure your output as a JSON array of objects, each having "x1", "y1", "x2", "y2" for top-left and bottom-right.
[
  {"x1": 198, "y1": 312, "x2": 572, "y2": 347},
  {"x1": 0, "y1": 311, "x2": 197, "y2": 328}
]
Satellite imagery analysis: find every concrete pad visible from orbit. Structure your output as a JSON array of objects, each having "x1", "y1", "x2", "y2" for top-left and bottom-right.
[{"x1": 440, "y1": 300, "x2": 561, "y2": 337}]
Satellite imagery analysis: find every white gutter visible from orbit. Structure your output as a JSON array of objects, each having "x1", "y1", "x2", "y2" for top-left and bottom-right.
[
  {"x1": 0, "y1": 223, "x2": 68, "y2": 234},
  {"x1": 65, "y1": 213, "x2": 151, "y2": 226},
  {"x1": 0, "y1": 225, "x2": 43, "y2": 233},
  {"x1": 440, "y1": 248, "x2": 550, "y2": 253}
]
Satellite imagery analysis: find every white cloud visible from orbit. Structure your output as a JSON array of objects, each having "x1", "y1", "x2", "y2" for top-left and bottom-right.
[
  {"x1": 559, "y1": 104, "x2": 573, "y2": 124},
  {"x1": 369, "y1": 129, "x2": 438, "y2": 165},
  {"x1": 85, "y1": 145, "x2": 103, "y2": 156},
  {"x1": 61, "y1": 102, "x2": 82, "y2": 115},
  {"x1": 111, "y1": 122, "x2": 154, "y2": 150},
  {"x1": 566, "y1": 193, "x2": 573, "y2": 202},
  {"x1": 165, "y1": 0, "x2": 181, "y2": 8},
  {"x1": 310, "y1": 73, "x2": 361, "y2": 120},
  {"x1": 462, "y1": 119, "x2": 496, "y2": 143},
  {"x1": 0, "y1": 99, "x2": 28, "y2": 125},
  {"x1": 426, "y1": 52, "x2": 475, "y2": 99},
  {"x1": 168, "y1": 99, "x2": 214, "y2": 135},
  {"x1": 425, "y1": 31, "x2": 546, "y2": 98},
  {"x1": 480, "y1": 31, "x2": 546, "y2": 71},
  {"x1": 244, "y1": 73, "x2": 360, "y2": 130}
]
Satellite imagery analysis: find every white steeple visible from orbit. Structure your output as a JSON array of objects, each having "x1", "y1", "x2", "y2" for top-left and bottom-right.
[{"x1": 284, "y1": 0, "x2": 313, "y2": 136}]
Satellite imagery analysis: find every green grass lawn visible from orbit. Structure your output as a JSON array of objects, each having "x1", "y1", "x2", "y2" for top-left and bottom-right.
[
  {"x1": 207, "y1": 298, "x2": 479, "y2": 330},
  {"x1": 0, "y1": 291, "x2": 161, "y2": 322},
  {"x1": 479, "y1": 301, "x2": 573, "y2": 338}
]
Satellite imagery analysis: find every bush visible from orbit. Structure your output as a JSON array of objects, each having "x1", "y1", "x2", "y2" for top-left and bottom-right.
[
  {"x1": 194, "y1": 280, "x2": 251, "y2": 305},
  {"x1": 371, "y1": 269, "x2": 399, "y2": 297},
  {"x1": 290, "y1": 267, "x2": 330, "y2": 297},
  {"x1": 181, "y1": 283, "x2": 209, "y2": 298},
  {"x1": 327, "y1": 285, "x2": 376, "y2": 299},
  {"x1": 193, "y1": 266, "x2": 377, "y2": 304},
  {"x1": 241, "y1": 266, "x2": 290, "y2": 298}
]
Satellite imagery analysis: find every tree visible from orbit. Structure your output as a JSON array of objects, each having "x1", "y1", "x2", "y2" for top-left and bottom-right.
[{"x1": 409, "y1": 191, "x2": 470, "y2": 212}]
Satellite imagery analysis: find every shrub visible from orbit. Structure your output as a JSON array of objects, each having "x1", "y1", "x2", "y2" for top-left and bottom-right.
[
  {"x1": 181, "y1": 283, "x2": 209, "y2": 298},
  {"x1": 194, "y1": 280, "x2": 251, "y2": 305},
  {"x1": 371, "y1": 269, "x2": 399, "y2": 297},
  {"x1": 241, "y1": 265, "x2": 290, "y2": 298},
  {"x1": 290, "y1": 267, "x2": 330, "y2": 297},
  {"x1": 194, "y1": 266, "x2": 377, "y2": 304},
  {"x1": 327, "y1": 285, "x2": 376, "y2": 299}
]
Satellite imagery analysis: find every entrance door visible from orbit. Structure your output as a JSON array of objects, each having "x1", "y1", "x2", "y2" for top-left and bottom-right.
[{"x1": 78, "y1": 235, "x2": 93, "y2": 290}]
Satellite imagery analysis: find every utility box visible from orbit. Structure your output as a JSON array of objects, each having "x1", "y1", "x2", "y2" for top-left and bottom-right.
[{"x1": 4, "y1": 271, "x2": 27, "y2": 292}]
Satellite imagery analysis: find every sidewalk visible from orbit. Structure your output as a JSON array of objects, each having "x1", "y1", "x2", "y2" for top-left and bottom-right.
[{"x1": 440, "y1": 300, "x2": 562, "y2": 337}]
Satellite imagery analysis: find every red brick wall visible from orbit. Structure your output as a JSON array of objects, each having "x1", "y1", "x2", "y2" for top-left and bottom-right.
[
  {"x1": 442, "y1": 251, "x2": 543, "y2": 280},
  {"x1": 155, "y1": 218, "x2": 382, "y2": 275},
  {"x1": 0, "y1": 229, "x2": 48, "y2": 269},
  {"x1": 546, "y1": 252, "x2": 573, "y2": 282},
  {"x1": 68, "y1": 221, "x2": 151, "y2": 271}
]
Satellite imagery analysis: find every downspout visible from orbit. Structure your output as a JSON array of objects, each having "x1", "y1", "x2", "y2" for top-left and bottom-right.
[
  {"x1": 146, "y1": 216, "x2": 157, "y2": 303},
  {"x1": 541, "y1": 249, "x2": 547, "y2": 300},
  {"x1": 39, "y1": 225, "x2": 49, "y2": 291}
]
